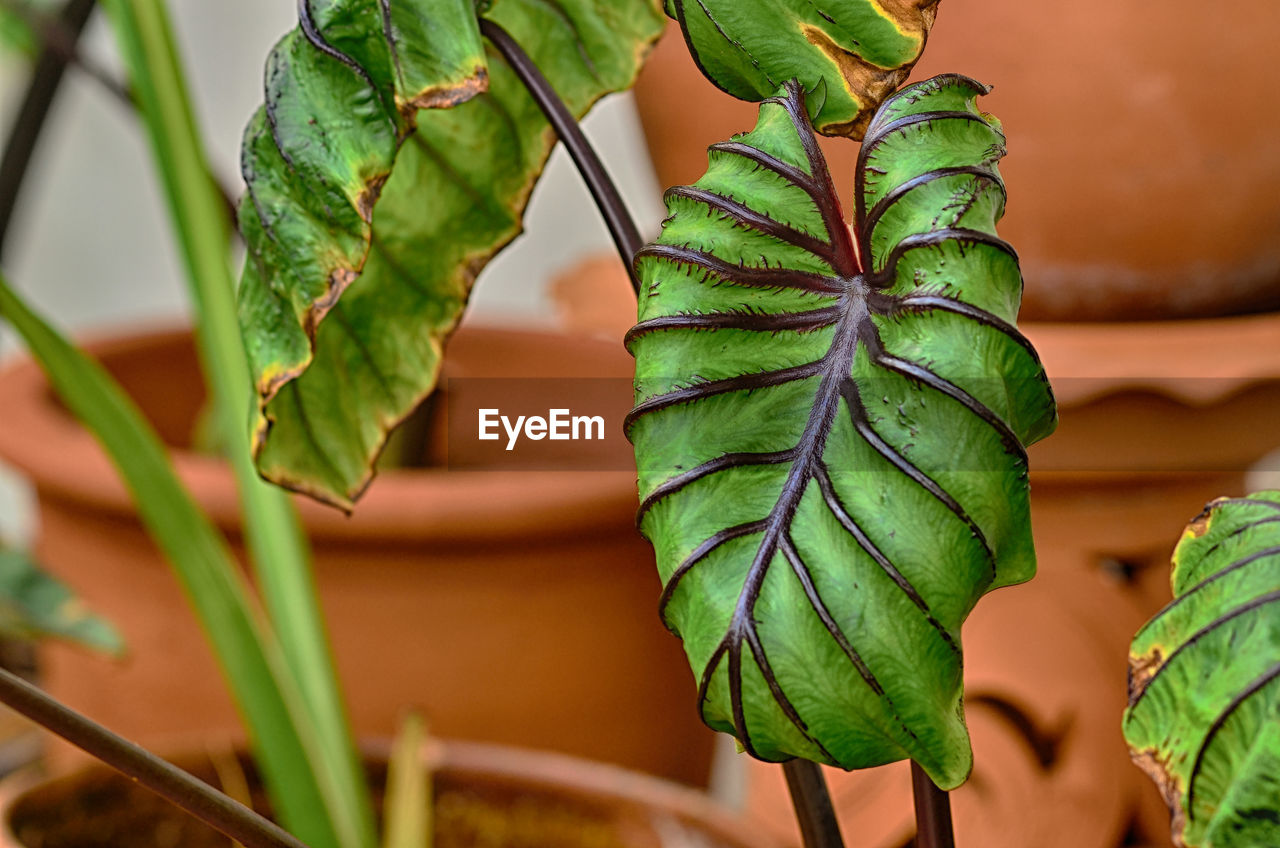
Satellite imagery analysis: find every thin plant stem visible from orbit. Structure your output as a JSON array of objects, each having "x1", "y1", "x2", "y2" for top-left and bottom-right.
[
  {"x1": 479, "y1": 17, "x2": 643, "y2": 294},
  {"x1": 0, "y1": 666, "x2": 311, "y2": 848},
  {"x1": 782, "y1": 760, "x2": 847, "y2": 848},
  {"x1": 0, "y1": 0, "x2": 238, "y2": 258},
  {"x1": 0, "y1": 0, "x2": 98, "y2": 260},
  {"x1": 910, "y1": 761, "x2": 955, "y2": 848}
]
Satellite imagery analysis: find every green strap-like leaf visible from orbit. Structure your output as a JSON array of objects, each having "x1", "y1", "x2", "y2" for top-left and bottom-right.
[
  {"x1": 0, "y1": 546, "x2": 124, "y2": 655},
  {"x1": 1123, "y1": 493, "x2": 1280, "y2": 848},
  {"x1": 663, "y1": 0, "x2": 939, "y2": 139},
  {"x1": 0, "y1": 274, "x2": 347, "y2": 848},
  {"x1": 239, "y1": 0, "x2": 663, "y2": 509},
  {"x1": 627, "y1": 75, "x2": 1056, "y2": 789}
]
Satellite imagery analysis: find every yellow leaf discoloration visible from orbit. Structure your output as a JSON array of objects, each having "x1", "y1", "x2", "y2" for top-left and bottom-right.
[
  {"x1": 1131, "y1": 747, "x2": 1189, "y2": 843},
  {"x1": 1128, "y1": 648, "x2": 1166, "y2": 704}
]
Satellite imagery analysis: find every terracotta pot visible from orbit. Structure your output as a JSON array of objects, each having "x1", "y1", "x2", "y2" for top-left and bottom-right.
[
  {"x1": 633, "y1": 1, "x2": 1280, "y2": 320},
  {"x1": 0, "y1": 325, "x2": 715, "y2": 787},
  {"x1": 0, "y1": 740, "x2": 778, "y2": 848},
  {"x1": 552, "y1": 254, "x2": 1280, "y2": 846}
]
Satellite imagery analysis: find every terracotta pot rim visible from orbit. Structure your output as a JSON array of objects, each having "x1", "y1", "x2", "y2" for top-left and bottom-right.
[
  {"x1": 0, "y1": 323, "x2": 642, "y2": 546},
  {"x1": 1023, "y1": 310, "x2": 1280, "y2": 407},
  {"x1": 0, "y1": 738, "x2": 773, "y2": 848}
]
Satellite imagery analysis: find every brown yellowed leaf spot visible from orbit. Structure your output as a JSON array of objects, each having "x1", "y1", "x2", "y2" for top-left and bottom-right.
[
  {"x1": 1131, "y1": 747, "x2": 1189, "y2": 843},
  {"x1": 1128, "y1": 648, "x2": 1165, "y2": 704}
]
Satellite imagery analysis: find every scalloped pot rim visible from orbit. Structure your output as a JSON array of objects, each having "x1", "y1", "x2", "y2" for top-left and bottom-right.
[
  {"x1": 0, "y1": 324, "x2": 641, "y2": 546},
  {"x1": 1024, "y1": 310, "x2": 1280, "y2": 407}
]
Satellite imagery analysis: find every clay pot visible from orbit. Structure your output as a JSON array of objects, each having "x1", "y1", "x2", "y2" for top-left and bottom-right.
[
  {"x1": 633, "y1": 1, "x2": 1280, "y2": 321},
  {"x1": 0, "y1": 740, "x2": 778, "y2": 848},
  {"x1": 0, "y1": 325, "x2": 715, "y2": 786}
]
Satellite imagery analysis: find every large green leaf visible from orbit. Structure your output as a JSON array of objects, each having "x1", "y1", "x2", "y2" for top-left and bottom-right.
[
  {"x1": 626, "y1": 75, "x2": 1056, "y2": 789},
  {"x1": 239, "y1": 0, "x2": 663, "y2": 509},
  {"x1": 662, "y1": 0, "x2": 940, "y2": 139},
  {"x1": 1124, "y1": 493, "x2": 1280, "y2": 848},
  {"x1": 0, "y1": 546, "x2": 123, "y2": 655}
]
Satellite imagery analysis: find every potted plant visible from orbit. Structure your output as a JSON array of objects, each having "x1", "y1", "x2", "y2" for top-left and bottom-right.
[
  {"x1": 624, "y1": 4, "x2": 1280, "y2": 844},
  {"x1": 0, "y1": 1, "x2": 1275, "y2": 848},
  {"x1": 0, "y1": 0, "x2": 715, "y2": 787}
]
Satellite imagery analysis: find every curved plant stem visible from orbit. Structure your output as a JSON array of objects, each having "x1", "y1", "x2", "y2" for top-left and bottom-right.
[
  {"x1": 910, "y1": 761, "x2": 955, "y2": 848},
  {"x1": 0, "y1": 667, "x2": 311, "y2": 848},
  {"x1": 479, "y1": 17, "x2": 642, "y2": 294},
  {"x1": 0, "y1": 0, "x2": 98, "y2": 260},
  {"x1": 782, "y1": 760, "x2": 847, "y2": 848}
]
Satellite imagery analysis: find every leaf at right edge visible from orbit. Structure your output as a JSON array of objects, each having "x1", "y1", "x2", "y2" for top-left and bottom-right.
[
  {"x1": 0, "y1": 276, "x2": 348, "y2": 848},
  {"x1": 241, "y1": 0, "x2": 665, "y2": 510},
  {"x1": 627, "y1": 75, "x2": 1056, "y2": 789},
  {"x1": 383, "y1": 712, "x2": 430, "y2": 848},
  {"x1": 1123, "y1": 492, "x2": 1280, "y2": 848},
  {"x1": 0, "y1": 546, "x2": 124, "y2": 655}
]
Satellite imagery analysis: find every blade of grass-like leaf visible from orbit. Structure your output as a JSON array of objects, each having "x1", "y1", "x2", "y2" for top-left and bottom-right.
[
  {"x1": 383, "y1": 713, "x2": 431, "y2": 848},
  {"x1": 98, "y1": 3, "x2": 374, "y2": 846},
  {"x1": 0, "y1": 545, "x2": 125, "y2": 655},
  {"x1": 0, "y1": 274, "x2": 337, "y2": 848}
]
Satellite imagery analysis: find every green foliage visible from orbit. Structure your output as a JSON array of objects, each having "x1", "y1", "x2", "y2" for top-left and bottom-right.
[
  {"x1": 627, "y1": 75, "x2": 1056, "y2": 789},
  {"x1": 238, "y1": 0, "x2": 664, "y2": 509},
  {"x1": 1124, "y1": 493, "x2": 1280, "y2": 848},
  {"x1": 662, "y1": 0, "x2": 939, "y2": 139},
  {"x1": 0, "y1": 546, "x2": 123, "y2": 655},
  {"x1": 50, "y1": 0, "x2": 377, "y2": 843},
  {"x1": 0, "y1": 274, "x2": 348, "y2": 848},
  {"x1": 0, "y1": 1, "x2": 57, "y2": 58}
]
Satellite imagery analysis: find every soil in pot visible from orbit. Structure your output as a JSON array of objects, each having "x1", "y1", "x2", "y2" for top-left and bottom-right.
[{"x1": 1, "y1": 743, "x2": 773, "y2": 848}]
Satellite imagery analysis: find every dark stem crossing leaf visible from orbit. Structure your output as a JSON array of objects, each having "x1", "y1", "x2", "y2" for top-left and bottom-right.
[
  {"x1": 1124, "y1": 493, "x2": 1280, "y2": 848},
  {"x1": 627, "y1": 75, "x2": 1056, "y2": 789}
]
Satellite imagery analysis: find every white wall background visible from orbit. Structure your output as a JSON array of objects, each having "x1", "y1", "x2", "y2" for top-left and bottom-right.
[{"x1": 0, "y1": 0, "x2": 664, "y2": 352}]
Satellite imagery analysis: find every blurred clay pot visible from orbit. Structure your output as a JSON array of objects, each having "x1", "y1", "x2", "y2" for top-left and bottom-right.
[
  {"x1": 634, "y1": 1, "x2": 1280, "y2": 320},
  {"x1": 0, "y1": 325, "x2": 715, "y2": 787},
  {"x1": 0, "y1": 740, "x2": 776, "y2": 848}
]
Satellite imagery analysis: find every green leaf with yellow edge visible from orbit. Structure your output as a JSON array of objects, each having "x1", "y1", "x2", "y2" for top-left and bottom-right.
[
  {"x1": 1124, "y1": 492, "x2": 1280, "y2": 848},
  {"x1": 239, "y1": 0, "x2": 664, "y2": 509},
  {"x1": 626, "y1": 75, "x2": 1056, "y2": 789},
  {"x1": 0, "y1": 546, "x2": 124, "y2": 655},
  {"x1": 663, "y1": 0, "x2": 940, "y2": 139}
]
